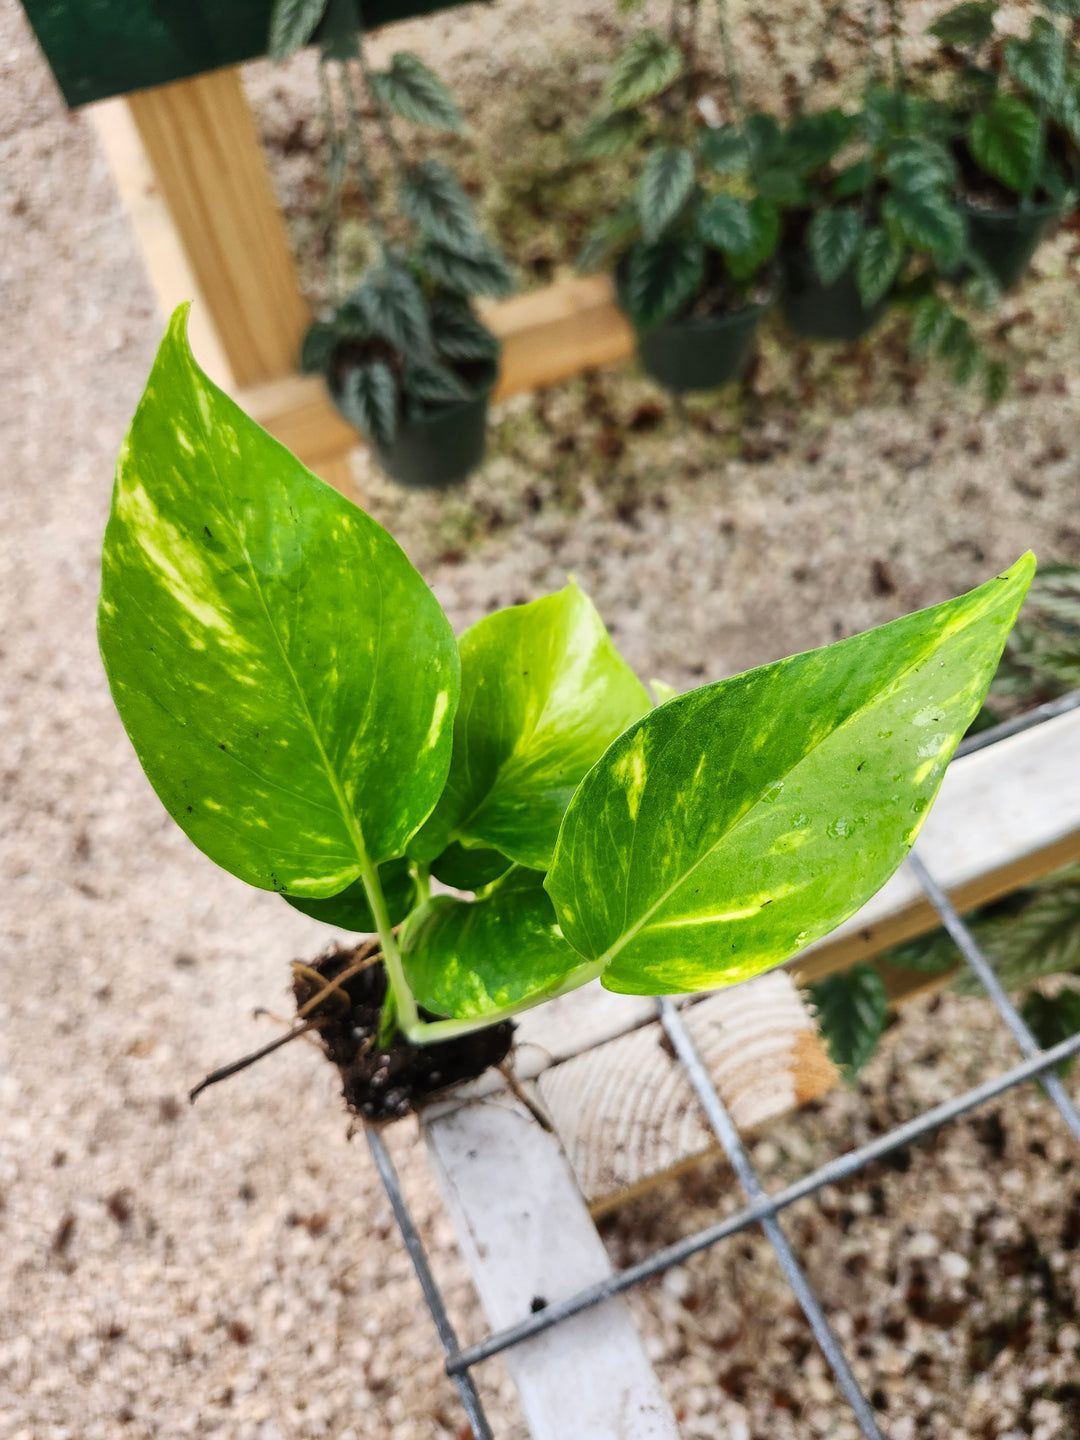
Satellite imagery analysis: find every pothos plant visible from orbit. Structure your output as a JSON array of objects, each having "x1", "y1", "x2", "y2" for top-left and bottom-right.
[
  {"x1": 575, "y1": 10, "x2": 779, "y2": 332},
  {"x1": 927, "y1": 0, "x2": 1080, "y2": 213},
  {"x1": 100, "y1": 308, "x2": 1033, "y2": 1087},
  {"x1": 268, "y1": 0, "x2": 512, "y2": 455}
]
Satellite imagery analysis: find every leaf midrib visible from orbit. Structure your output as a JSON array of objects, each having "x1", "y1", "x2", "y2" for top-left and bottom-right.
[
  {"x1": 186, "y1": 367, "x2": 373, "y2": 882},
  {"x1": 595, "y1": 613, "x2": 985, "y2": 971}
]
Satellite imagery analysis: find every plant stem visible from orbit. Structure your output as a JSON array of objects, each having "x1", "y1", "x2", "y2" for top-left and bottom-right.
[
  {"x1": 339, "y1": 53, "x2": 388, "y2": 252},
  {"x1": 413, "y1": 861, "x2": 431, "y2": 904},
  {"x1": 317, "y1": 56, "x2": 345, "y2": 306},
  {"x1": 886, "y1": 0, "x2": 906, "y2": 119},
  {"x1": 358, "y1": 850, "x2": 421, "y2": 1040},
  {"x1": 860, "y1": 0, "x2": 882, "y2": 224},
  {"x1": 396, "y1": 956, "x2": 606, "y2": 1046},
  {"x1": 800, "y1": 0, "x2": 847, "y2": 115},
  {"x1": 1023, "y1": 98, "x2": 1048, "y2": 213},
  {"x1": 683, "y1": 0, "x2": 701, "y2": 122},
  {"x1": 714, "y1": 0, "x2": 746, "y2": 125}
]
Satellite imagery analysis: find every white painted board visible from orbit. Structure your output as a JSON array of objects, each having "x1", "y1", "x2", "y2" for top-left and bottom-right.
[{"x1": 424, "y1": 1097, "x2": 680, "y2": 1440}]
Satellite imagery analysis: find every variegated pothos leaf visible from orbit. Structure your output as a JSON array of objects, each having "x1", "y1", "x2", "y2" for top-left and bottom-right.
[
  {"x1": 98, "y1": 306, "x2": 460, "y2": 897},
  {"x1": 545, "y1": 556, "x2": 1034, "y2": 995}
]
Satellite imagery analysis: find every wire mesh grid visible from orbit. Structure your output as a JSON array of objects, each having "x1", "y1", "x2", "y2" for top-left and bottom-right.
[{"x1": 367, "y1": 690, "x2": 1080, "y2": 1440}]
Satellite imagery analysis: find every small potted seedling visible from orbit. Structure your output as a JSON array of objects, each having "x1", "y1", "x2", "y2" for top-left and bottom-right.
[
  {"x1": 271, "y1": 0, "x2": 513, "y2": 488},
  {"x1": 98, "y1": 306, "x2": 1034, "y2": 1118},
  {"x1": 926, "y1": 0, "x2": 1079, "y2": 290},
  {"x1": 575, "y1": 7, "x2": 778, "y2": 394}
]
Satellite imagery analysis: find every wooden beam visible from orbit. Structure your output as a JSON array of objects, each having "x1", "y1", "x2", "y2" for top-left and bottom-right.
[
  {"x1": 88, "y1": 96, "x2": 233, "y2": 391},
  {"x1": 123, "y1": 68, "x2": 310, "y2": 388},
  {"x1": 482, "y1": 275, "x2": 634, "y2": 401},
  {"x1": 91, "y1": 69, "x2": 638, "y2": 490},
  {"x1": 536, "y1": 972, "x2": 836, "y2": 1216}
]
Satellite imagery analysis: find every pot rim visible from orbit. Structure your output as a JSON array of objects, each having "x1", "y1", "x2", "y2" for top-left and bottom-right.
[
  {"x1": 633, "y1": 291, "x2": 773, "y2": 339},
  {"x1": 957, "y1": 195, "x2": 1063, "y2": 222}
]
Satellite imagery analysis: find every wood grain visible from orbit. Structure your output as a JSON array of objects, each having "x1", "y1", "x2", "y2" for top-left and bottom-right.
[
  {"x1": 481, "y1": 274, "x2": 635, "y2": 400},
  {"x1": 536, "y1": 972, "x2": 837, "y2": 1214},
  {"x1": 125, "y1": 68, "x2": 310, "y2": 387}
]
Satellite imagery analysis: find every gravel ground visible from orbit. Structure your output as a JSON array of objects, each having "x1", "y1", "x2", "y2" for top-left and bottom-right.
[{"x1": 2, "y1": 1, "x2": 1080, "y2": 1438}]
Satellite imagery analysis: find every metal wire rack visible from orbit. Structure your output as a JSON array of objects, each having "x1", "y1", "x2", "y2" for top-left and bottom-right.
[{"x1": 366, "y1": 690, "x2": 1080, "y2": 1440}]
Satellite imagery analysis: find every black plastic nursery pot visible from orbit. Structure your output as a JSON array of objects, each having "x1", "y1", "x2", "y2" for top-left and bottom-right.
[
  {"x1": 329, "y1": 372, "x2": 491, "y2": 489},
  {"x1": 780, "y1": 248, "x2": 889, "y2": 342},
  {"x1": 959, "y1": 198, "x2": 1061, "y2": 292},
  {"x1": 636, "y1": 301, "x2": 767, "y2": 394},
  {"x1": 373, "y1": 389, "x2": 491, "y2": 490}
]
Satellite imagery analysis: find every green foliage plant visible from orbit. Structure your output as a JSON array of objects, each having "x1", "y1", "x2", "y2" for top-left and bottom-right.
[
  {"x1": 99, "y1": 308, "x2": 1035, "y2": 1053},
  {"x1": 753, "y1": 5, "x2": 1009, "y2": 396},
  {"x1": 575, "y1": 2, "x2": 780, "y2": 331},
  {"x1": 269, "y1": 0, "x2": 512, "y2": 449},
  {"x1": 926, "y1": 0, "x2": 1080, "y2": 211}
]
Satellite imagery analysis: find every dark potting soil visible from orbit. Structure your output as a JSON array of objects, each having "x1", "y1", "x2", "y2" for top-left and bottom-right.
[
  {"x1": 292, "y1": 943, "x2": 515, "y2": 1122},
  {"x1": 683, "y1": 249, "x2": 768, "y2": 321}
]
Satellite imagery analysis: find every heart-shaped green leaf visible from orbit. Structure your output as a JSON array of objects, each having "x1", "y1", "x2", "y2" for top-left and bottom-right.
[
  {"x1": 546, "y1": 555, "x2": 1034, "y2": 995},
  {"x1": 401, "y1": 868, "x2": 591, "y2": 1020},
  {"x1": 928, "y1": 1, "x2": 997, "y2": 49},
  {"x1": 882, "y1": 187, "x2": 966, "y2": 261},
  {"x1": 1004, "y1": 18, "x2": 1067, "y2": 107},
  {"x1": 412, "y1": 583, "x2": 651, "y2": 870},
  {"x1": 399, "y1": 160, "x2": 480, "y2": 252},
  {"x1": 856, "y1": 227, "x2": 905, "y2": 306},
  {"x1": 697, "y1": 194, "x2": 754, "y2": 254},
  {"x1": 268, "y1": 0, "x2": 328, "y2": 61},
  {"x1": 604, "y1": 30, "x2": 682, "y2": 110},
  {"x1": 98, "y1": 306, "x2": 459, "y2": 898},
  {"x1": 699, "y1": 125, "x2": 751, "y2": 175},
  {"x1": 621, "y1": 233, "x2": 706, "y2": 327},
  {"x1": 367, "y1": 51, "x2": 463, "y2": 133},
  {"x1": 724, "y1": 197, "x2": 780, "y2": 281}
]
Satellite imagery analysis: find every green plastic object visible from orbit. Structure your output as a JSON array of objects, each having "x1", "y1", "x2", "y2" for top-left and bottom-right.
[
  {"x1": 959, "y1": 199, "x2": 1061, "y2": 292},
  {"x1": 780, "y1": 246, "x2": 890, "y2": 342},
  {"x1": 636, "y1": 301, "x2": 767, "y2": 394},
  {"x1": 20, "y1": 0, "x2": 468, "y2": 108}
]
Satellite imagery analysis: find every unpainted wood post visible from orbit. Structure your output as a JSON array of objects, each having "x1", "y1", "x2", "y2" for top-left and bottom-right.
[{"x1": 123, "y1": 67, "x2": 311, "y2": 389}]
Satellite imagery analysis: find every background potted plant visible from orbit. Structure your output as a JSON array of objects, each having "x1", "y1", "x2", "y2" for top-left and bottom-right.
[
  {"x1": 98, "y1": 307, "x2": 1033, "y2": 1116},
  {"x1": 271, "y1": 0, "x2": 513, "y2": 487},
  {"x1": 926, "y1": 0, "x2": 1080, "y2": 290},
  {"x1": 574, "y1": 11, "x2": 778, "y2": 395},
  {"x1": 765, "y1": 85, "x2": 983, "y2": 345}
]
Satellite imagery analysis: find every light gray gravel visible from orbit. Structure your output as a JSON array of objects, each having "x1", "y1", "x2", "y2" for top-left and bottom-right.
[{"x1": 2, "y1": 1, "x2": 1080, "y2": 1437}]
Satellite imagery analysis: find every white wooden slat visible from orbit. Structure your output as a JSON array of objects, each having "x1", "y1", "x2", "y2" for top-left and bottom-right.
[{"x1": 423, "y1": 1097, "x2": 680, "y2": 1440}]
